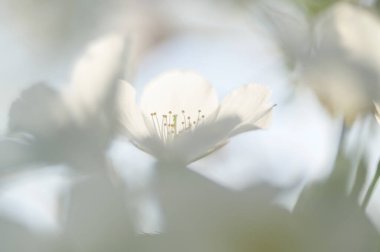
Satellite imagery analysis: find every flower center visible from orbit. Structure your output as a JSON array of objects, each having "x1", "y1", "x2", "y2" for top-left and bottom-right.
[{"x1": 150, "y1": 110, "x2": 205, "y2": 142}]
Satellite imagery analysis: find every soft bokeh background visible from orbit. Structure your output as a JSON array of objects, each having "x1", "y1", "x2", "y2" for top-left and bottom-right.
[{"x1": 1, "y1": 0, "x2": 380, "y2": 251}]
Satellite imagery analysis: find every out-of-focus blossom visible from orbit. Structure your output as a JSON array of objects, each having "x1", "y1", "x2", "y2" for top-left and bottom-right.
[
  {"x1": 262, "y1": 1, "x2": 380, "y2": 124},
  {"x1": 0, "y1": 33, "x2": 126, "y2": 234},
  {"x1": 314, "y1": 2, "x2": 380, "y2": 69},
  {"x1": 299, "y1": 56, "x2": 379, "y2": 124},
  {"x1": 0, "y1": 0, "x2": 169, "y2": 127},
  {"x1": 119, "y1": 70, "x2": 273, "y2": 165},
  {"x1": 303, "y1": 2, "x2": 380, "y2": 124},
  {"x1": 0, "y1": 33, "x2": 127, "y2": 173}
]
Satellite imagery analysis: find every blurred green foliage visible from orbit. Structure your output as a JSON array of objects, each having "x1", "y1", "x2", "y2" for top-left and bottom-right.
[{"x1": 293, "y1": 0, "x2": 350, "y2": 15}]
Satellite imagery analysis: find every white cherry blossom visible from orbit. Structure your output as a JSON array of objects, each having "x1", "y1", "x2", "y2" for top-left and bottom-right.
[{"x1": 119, "y1": 70, "x2": 273, "y2": 165}]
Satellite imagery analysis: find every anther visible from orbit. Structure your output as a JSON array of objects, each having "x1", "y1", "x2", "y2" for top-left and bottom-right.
[{"x1": 148, "y1": 109, "x2": 207, "y2": 141}]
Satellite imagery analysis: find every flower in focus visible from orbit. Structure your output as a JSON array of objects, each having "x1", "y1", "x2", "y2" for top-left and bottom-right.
[{"x1": 119, "y1": 70, "x2": 273, "y2": 165}]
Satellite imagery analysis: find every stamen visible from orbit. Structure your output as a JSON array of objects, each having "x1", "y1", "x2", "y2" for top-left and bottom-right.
[
  {"x1": 149, "y1": 109, "x2": 206, "y2": 142},
  {"x1": 196, "y1": 109, "x2": 202, "y2": 127},
  {"x1": 168, "y1": 111, "x2": 172, "y2": 135},
  {"x1": 173, "y1": 114, "x2": 178, "y2": 135},
  {"x1": 182, "y1": 110, "x2": 186, "y2": 128}
]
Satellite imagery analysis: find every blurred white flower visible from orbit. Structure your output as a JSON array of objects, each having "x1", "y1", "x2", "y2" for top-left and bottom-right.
[
  {"x1": 299, "y1": 56, "x2": 378, "y2": 124},
  {"x1": 1, "y1": 33, "x2": 127, "y2": 172},
  {"x1": 119, "y1": 70, "x2": 273, "y2": 165},
  {"x1": 260, "y1": 1, "x2": 380, "y2": 124},
  {"x1": 294, "y1": 2, "x2": 380, "y2": 124},
  {"x1": 0, "y1": 33, "x2": 127, "y2": 234},
  {"x1": 315, "y1": 2, "x2": 380, "y2": 71}
]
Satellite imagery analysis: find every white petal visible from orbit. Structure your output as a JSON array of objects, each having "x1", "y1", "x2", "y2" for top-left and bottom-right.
[
  {"x1": 140, "y1": 70, "x2": 219, "y2": 121},
  {"x1": 165, "y1": 115, "x2": 240, "y2": 164},
  {"x1": 218, "y1": 84, "x2": 273, "y2": 137},
  {"x1": 316, "y1": 3, "x2": 380, "y2": 72},
  {"x1": 63, "y1": 33, "x2": 127, "y2": 122},
  {"x1": 118, "y1": 81, "x2": 150, "y2": 143}
]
